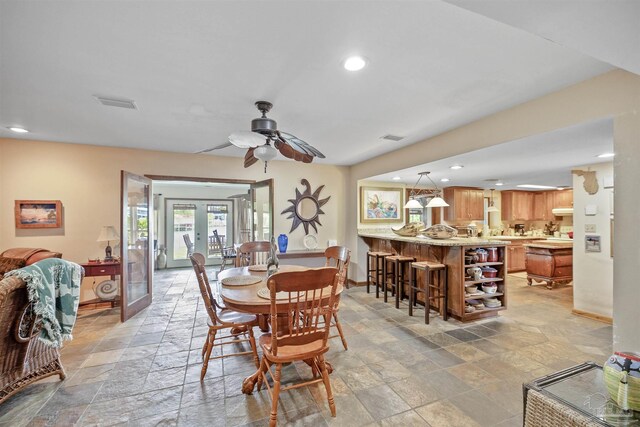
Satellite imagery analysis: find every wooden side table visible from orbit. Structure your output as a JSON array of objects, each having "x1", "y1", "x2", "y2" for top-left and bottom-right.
[{"x1": 80, "y1": 261, "x2": 121, "y2": 307}]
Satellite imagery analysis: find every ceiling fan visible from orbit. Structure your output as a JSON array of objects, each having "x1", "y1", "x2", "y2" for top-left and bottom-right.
[{"x1": 197, "y1": 101, "x2": 325, "y2": 172}]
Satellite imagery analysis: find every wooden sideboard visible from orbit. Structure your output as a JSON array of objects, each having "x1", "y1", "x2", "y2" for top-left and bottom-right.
[{"x1": 523, "y1": 242, "x2": 573, "y2": 289}]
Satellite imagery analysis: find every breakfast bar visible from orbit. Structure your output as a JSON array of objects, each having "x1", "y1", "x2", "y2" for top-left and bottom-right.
[{"x1": 359, "y1": 231, "x2": 509, "y2": 321}]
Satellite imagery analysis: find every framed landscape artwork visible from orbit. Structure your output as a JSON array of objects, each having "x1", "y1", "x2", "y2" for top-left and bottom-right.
[
  {"x1": 15, "y1": 200, "x2": 62, "y2": 229},
  {"x1": 360, "y1": 187, "x2": 404, "y2": 223}
]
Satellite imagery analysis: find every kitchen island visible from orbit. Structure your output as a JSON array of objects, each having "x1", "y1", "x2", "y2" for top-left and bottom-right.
[
  {"x1": 359, "y1": 231, "x2": 509, "y2": 321},
  {"x1": 523, "y1": 241, "x2": 573, "y2": 289}
]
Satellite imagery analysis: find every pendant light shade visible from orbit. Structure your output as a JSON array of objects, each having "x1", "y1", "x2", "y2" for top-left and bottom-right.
[
  {"x1": 487, "y1": 189, "x2": 500, "y2": 212},
  {"x1": 404, "y1": 198, "x2": 423, "y2": 209},
  {"x1": 426, "y1": 196, "x2": 449, "y2": 208}
]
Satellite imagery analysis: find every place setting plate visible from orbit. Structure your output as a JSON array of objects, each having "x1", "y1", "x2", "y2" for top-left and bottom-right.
[
  {"x1": 248, "y1": 264, "x2": 268, "y2": 272},
  {"x1": 256, "y1": 287, "x2": 298, "y2": 301},
  {"x1": 221, "y1": 275, "x2": 263, "y2": 287}
]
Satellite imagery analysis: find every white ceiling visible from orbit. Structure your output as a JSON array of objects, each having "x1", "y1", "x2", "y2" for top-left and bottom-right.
[
  {"x1": 446, "y1": 0, "x2": 640, "y2": 75},
  {"x1": 0, "y1": 1, "x2": 614, "y2": 166},
  {"x1": 367, "y1": 118, "x2": 614, "y2": 190}
]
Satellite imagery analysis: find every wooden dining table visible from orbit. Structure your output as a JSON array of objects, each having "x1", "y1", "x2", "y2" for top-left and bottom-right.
[{"x1": 218, "y1": 264, "x2": 343, "y2": 394}]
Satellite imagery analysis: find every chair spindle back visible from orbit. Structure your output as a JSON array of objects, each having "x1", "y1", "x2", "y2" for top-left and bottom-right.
[{"x1": 190, "y1": 253, "x2": 221, "y2": 325}]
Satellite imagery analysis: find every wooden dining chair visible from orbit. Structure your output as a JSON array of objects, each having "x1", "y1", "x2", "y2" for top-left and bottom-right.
[
  {"x1": 213, "y1": 230, "x2": 236, "y2": 272},
  {"x1": 235, "y1": 241, "x2": 271, "y2": 267},
  {"x1": 257, "y1": 267, "x2": 340, "y2": 427},
  {"x1": 324, "y1": 246, "x2": 350, "y2": 350},
  {"x1": 189, "y1": 253, "x2": 260, "y2": 380}
]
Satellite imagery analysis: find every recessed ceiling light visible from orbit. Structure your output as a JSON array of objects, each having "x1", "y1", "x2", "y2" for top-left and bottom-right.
[
  {"x1": 343, "y1": 56, "x2": 367, "y2": 71},
  {"x1": 517, "y1": 184, "x2": 556, "y2": 189},
  {"x1": 556, "y1": 187, "x2": 566, "y2": 190},
  {"x1": 597, "y1": 152, "x2": 615, "y2": 158},
  {"x1": 450, "y1": 165, "x2": 464, "y2": 170},
  {"x1": 495, "y1": 182, "x2": 504, "y2": 186},
  {"x1": 440, "y1": 178, "x2": 450, "y2": 182},
  {"x1": 392, "y1": 176, "x2": 401, "y2": 181},
  {"x1": 8, "y1": 126, "x2": 29, "y2": 133}
]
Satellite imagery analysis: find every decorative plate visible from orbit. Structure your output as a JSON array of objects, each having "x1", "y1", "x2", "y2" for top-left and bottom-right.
[
  {"x1": 221, "y1": 275, "x2": 262, "y2": 286},
  {"x1": 256, "y1": 287, "x2": 297, "y2": 301},
  {"x1": 303, "y1": 234, "x2": 318, "y2": 250},
  {"x1": 248, "y1": 264, "x2": 268, "y2": 272}
]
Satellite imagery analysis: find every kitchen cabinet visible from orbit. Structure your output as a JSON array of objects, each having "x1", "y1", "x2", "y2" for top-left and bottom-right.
[
  {"x1": 524, "y1": 242, "x2": 573, "y2": 289},
  {"x1": 501, "y1": 190, "x2": 534, "y2": 221},
  {"x1": 508, "y1": 245, "x2": 526, "y2": 272},
  {"x1": 552, "y1": 189, "x2": 573, "y2": 209},
  {"x1": 443, "y1": 187, "x2": 485, "y2": 222},
  {"x1": 532, "y1": 192, "x2": 547, "y2": 220}
]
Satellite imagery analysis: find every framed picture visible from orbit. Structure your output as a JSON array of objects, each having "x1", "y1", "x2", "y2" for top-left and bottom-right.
[
  {"x1": 585, "y1": 234, "x2": 601, "y2": 253},
  {"x1": 15, "y1": 200, "x2": 62, "y2": 229},
  {"x1": 360, "y1": 187, "x2": 404, "y2": 223}
]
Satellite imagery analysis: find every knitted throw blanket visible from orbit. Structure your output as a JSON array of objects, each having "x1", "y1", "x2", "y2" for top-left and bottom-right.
[{"x1": 5, "y1": 258, "x2": 82, "y2": 347}]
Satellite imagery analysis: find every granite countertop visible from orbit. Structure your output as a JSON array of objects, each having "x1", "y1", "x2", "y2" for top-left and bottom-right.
[
  {"x1": 523, "y1": 241, "x2": 573, "y2": 249},
  {"x1": 358, "y1": 231, "x2": 508, "y2": 247},
  {"x1": 487, "y1": 236, "x2": 547, "y2": 240}
]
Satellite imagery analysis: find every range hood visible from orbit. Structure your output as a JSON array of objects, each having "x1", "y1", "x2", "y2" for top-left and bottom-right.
[{"x1": 552, "y1": 207, "x2": 573, "y2": 216}]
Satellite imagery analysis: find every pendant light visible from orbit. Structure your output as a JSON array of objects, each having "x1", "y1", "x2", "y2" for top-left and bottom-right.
[
  {"x1": 403, "y1": 172, "x2": 449, "y2": 209},
  {"x1": 487, "y1": 189, "x2": 499, "y2": 212}
]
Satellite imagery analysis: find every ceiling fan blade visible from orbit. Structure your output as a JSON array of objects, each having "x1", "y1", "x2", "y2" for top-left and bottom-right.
[
  {"x1": 244, "y1": 147, "x2": 258, "y2": 168},
  {"x1": 278, "y1": 131, "x2": 325, "y2": 158},
  {"x1": 275, "y1": 140, "x2": 313, "y2": 163},
  {"x1": 229, "y1": 131, "x2": 266, "y2": 149},
  {"x1": 194, "y1": 142, "x2": 233, "y2": 153}
]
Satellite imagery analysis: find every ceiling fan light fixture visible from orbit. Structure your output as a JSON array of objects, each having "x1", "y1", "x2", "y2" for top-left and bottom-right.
[
  {"x1": 343, "y1": 56, "x2": 367, "y2": 71},
  {"x1": 254, "y1": 144, "x2": 278, "y2": 162}
]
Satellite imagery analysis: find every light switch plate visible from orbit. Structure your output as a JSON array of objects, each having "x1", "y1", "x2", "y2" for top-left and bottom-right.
[
  {"x1": 585, "y1": 204, "x2": 598, "y2": 216},
  {"x1": 585, "y1": 224, "x2": 597, "y2": 233}
]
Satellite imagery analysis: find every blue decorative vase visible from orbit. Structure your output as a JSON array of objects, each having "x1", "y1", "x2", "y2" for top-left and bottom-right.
[{"x1": 277, "y1": 234, "x2": 288, "y2": 253}]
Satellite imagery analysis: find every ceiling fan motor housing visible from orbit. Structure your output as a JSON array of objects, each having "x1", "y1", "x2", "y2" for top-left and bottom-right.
[{"x1": 251, "y1": 116, "x2": 278, "y2": 136}]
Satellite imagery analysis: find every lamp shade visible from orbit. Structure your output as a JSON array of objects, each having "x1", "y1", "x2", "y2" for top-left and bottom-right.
[
  {"x1": 97, "y1": 226, "x2": 119, "y2": 242},
  {"x1": 404, "y1": 199, "x2": 423, "y2": 209},
  {"x1": 487, "y1": 205, "x2": 500, "y2": 212},
  {"x1": 254, "y1": 144, "x2": 278, "y2": 162},
  {"x1": 426, "y1": 196, "x2": 449, "y2": 208}
]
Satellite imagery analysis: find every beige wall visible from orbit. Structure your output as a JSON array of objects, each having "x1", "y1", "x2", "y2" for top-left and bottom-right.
[
  {"x1": 572, "y1": 162, "x2": 614, "y2": 319},
  {"x1": 347, "y1": 69, "x2": 640, "y2": 351},
  {"x1": 0, "y1": 138, "x2": 349, "y2": 299}
]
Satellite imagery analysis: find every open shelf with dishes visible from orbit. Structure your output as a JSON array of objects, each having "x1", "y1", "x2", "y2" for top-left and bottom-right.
[{"x1": 447, "y1": 245, "x2": 508, "y2": 321}]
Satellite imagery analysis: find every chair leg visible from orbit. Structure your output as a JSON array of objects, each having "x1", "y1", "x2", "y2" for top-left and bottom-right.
[
  {"x1": 269, "y1": 364, "x2": 283, "y2": 427},
  {"x1": 333, "y1": 312, "x2": 348, "y2": 351},
  {"x1": 366, "y1": 255, "x2": 371, "y2": 294},
  {"x1": 247, "y1": 327, "x2": 260, "y2": 369},
  {"x1": 424, "y1": 270, "x2": 431, "y2": 325},
  {"x1": 409, "y1": 267, "x2": 414, "y2": 317},
  {"x1": 257, "y1": 357, "x2": 269, "y2": 392},
  {"x1": 201, "y1": 329, "x2": 215, "y2": 381},
  {"x1": 318, "y1": 355, "x2": 336, "y2": 417}
]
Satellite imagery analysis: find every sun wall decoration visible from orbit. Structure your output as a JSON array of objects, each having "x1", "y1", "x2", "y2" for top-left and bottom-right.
[{"x1": 281, "y1": 179, "x2": 330, "y2": 234}]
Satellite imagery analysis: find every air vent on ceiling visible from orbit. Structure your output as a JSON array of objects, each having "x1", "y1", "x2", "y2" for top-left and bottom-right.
[
  {"x1": 94, "y1": 95, "x2": 137, "y2": 110},
  {"x1": 380, "y1": 134, "x2": 404, "y2": 142}
]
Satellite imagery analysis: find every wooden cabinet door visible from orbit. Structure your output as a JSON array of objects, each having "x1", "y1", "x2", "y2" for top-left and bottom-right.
[
  {"x1": 501, "y1": 191, "x2": 514, "y2": 221},
  {"x1": 554, "y1": 189, "x2": 573, "y2": 208},
  {"x1": 545, "y1": 191, "x2": 556, "y2": 220},
  {"x1": 456, "y1": 188, "x2": 469, "y2": 220},
  {"x1": 469, "y1": 189, "x2": 485, "y2": 220},
  {"x1": 513, "y1": 192, "x2": 533, "y2": 220},
  {"x1": 508, "y1": 245, "x2": 526, "y2": 272},
  {"x1": 533, "y1": 192, "x2": 547, "y2": 220}
]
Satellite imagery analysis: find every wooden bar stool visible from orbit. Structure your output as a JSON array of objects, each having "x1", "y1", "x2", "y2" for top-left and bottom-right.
[
  {"x1": 366, "y1": 251, "x2": 392, "y2": 298},
  {"x1": 385, "y1": 255, "x2": 416, "y2": 308},
  {"x1": 409, "y1": 261, "x2": 448, "y2": 324}
]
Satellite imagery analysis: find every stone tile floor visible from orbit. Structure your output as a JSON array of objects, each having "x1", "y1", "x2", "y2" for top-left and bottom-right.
[{"x1": 0, "y1": 269, "x2": 612, "y2": 426}]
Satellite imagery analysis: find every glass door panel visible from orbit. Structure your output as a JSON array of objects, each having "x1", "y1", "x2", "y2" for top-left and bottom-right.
[
  {"x1": 165, "y1": 199, "x2": 233, "y2": 268},
  {"x1": 121, "y1": 171, "x2": 152, "y2": 322},
  {"x1": 251, "y1": 179, "x2": 273, "y2": 241}
]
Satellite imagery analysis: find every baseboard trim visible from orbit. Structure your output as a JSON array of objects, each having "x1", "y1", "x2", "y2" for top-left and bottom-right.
[
  {"x1": 347, "y1": 279, "x2": 366, "y2": 287},
  {"x1": 571, "y1": 308, "x2": 613, "y2": 324}
]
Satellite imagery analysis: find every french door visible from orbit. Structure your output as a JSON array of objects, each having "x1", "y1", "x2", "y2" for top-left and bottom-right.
[
  {"x1": 251, "y1": 179, "x2": 273, "y2": 241},
  {"x1": 120, "y1": 171, "x2": 153, "y2": 322},
  {"x1": 165, "y1": 199, "x2": 234, "y2": 268}
]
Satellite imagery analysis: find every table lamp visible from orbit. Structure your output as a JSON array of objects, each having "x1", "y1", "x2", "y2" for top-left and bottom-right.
[{"x1": 97, "y1": 226, "x2": 119, "y2": 261}]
